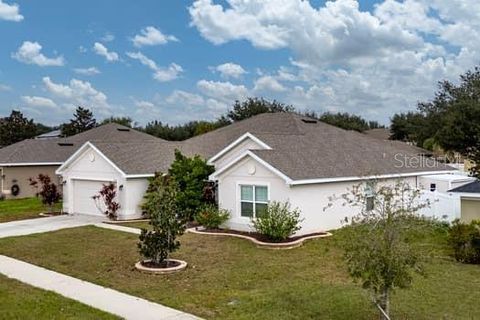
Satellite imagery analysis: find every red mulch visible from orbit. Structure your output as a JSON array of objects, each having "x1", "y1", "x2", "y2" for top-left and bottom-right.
[{"x1": 197, "y1": 228, "x2": 327, "y2": 244}]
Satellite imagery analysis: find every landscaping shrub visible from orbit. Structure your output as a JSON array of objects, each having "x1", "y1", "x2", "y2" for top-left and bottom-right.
[
  {"x1": 195, "y1": 204, "x2": 230, "y2": 229},
  {"x1": 251, "y1": 201, "x2": 302, "y2": 241},
  {"x1": 448, "y1": 219, "x2": 480, "y2": 264},
  {"x1": 168, "y1": 150, "x2": 215, "y2": 221},
  {"x1": 92, "y1": 183, "x2": 120, "y2": 220},
  {"x1": 28, "y1": 174, "x2": 61, "y2": 212},
  {"x1": 138, "y1": 173, "x2": 185, "y2": 266}
]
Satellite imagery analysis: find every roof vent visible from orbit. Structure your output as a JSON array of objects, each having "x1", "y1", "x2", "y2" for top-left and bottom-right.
[
  {"x1": 117, "y1": 128, "x2": 130, "y2": 132},
  {"x1": 301, "y1": 118, "x2": 317, "y2": 124},
  {"x1": 58, "y1": 142, "x2": 74, "y2": 146}
]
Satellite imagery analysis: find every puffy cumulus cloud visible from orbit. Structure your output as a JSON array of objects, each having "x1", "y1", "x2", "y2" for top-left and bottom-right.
[
  {"x1": 189, "y1": 0, "x2": 422, "y2": 65},
  {"x1": 126, "y1": 51, "x2": 183, "y2": 82},
  {"x1": 73, "y1": 67, "x2": 100, "y2": 76},
  {"x1": 93, "y1": 42, "x2": 119, "y2": 62},
  {"x1": 253, "y1": 75, "x2": 286, "y2": 93},
  {"x1": 131, "y1": 26, "x2": 178, "y2": 47},
  {"x1": 12, "y1": 41, "x2": 64, "y2": 66},
  {"x1": 189, "y1": 0, "x2": 480, "y2": 122},
  {"x1": 166, "y1": 90, "x2": 205, "y2": 106},
  {"x1": 0, "y1": 0, "x2": 23, "y2": 21},
  {"x1": 42, "y1": 76, "x2": 111, "y2": 114},
  {"x1": 214, "y1": 62, "x2": 247, "y2": 78},
  {"x1": 21, "y1": 96, "x2": 57, "y2": 108},
  {"x1": 197, "y1": 79, "x2": 249, "y2": 102}
]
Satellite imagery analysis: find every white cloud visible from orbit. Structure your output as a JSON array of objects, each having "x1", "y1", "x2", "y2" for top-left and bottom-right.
[
  {"x1": 188, "y1": 0, "x2": 480, "y2": 122},
  {"x1": 214, "y1": 62, "x2": 247, "y2": 79},
  {"x1": 189, "y1": 0, "x2": 421, "y2": 65},
  {"x1": 73, "y1": 67, "x2": 101, "y2": 76},
  {"x1": 93, "y1": 42, "x2": 119, "y2": 62},
  {"x1": 101, "y1": 32, "x2": 115, "y2": 42},
  {"x1": 0, "y1": 84, "x2": 11, "y2": 91},
  {"x1": 166, "y1": 90, "x2": 205, "y2": 106},
  {"x1": 21, "y1": 96, "x2": 57, "y2": 108},
  {"x1": 197, "y1": 79, "x2": 249, "y2": 102},
  {"x1": 132, "y1": 26, "x2": 178, "y2": 47},
  {"x1": 0, "y1": 0, "x2": 23, "y2": 21},
  {"x1": 253, "y1": 75, "x2": 286, "y2": 92},
  {"x1": 126, "y1": 51, "x2": 183, "y2": 82},
  {"x1": 42, "y1": 76, "x2": 110, "y2": 113},
  {"x1": 12, "y1": 41, "x2": 64, "y2": 66}
]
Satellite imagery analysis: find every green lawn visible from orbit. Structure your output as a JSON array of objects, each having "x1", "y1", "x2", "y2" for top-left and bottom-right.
[
  {"x1": 0, "y1": 274, "x2": 118, "y2": 319},
  {"x1": 0, "y1": 197, "x2": 62, "y2": 223},
  {"x1": 0, "y1": 226, "x2": 479, "y2": 319}
]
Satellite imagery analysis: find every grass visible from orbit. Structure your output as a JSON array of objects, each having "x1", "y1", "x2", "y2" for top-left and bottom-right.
[
  {"x1": 0, "y1": 225, "x2": 479, "y2": 319},
  {"x1": 0, "y1": 274, "x2": 119, "y2": 319},
  {"x1": 0, "y1": 197, "x2": 62, "y2": 223}
]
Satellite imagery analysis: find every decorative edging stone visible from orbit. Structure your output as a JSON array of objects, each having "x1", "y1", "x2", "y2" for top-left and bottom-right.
[
  {"x1": 102, "y1": 218, "x2": 150, "y2": 224},
  {"x1": 135, "y1": 259, "x2": 187, "y2": 274},
  {"x1": 187, "y1": 227, "x2": 332, "y2": 250}
]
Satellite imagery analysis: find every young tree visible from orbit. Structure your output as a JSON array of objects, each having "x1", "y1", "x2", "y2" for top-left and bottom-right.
[
  {"x1": 0, "y1": 110, "x2": 44, "y2": 147},
  {"x1": 92, "y1": 183, "x2": 120, "y2": 220},
  {"x1": 61, "y1": 106, "x2": 97, "y2": 136},
  {"x1": 138, "y1": 173, "x2": 185, "y2": 266},
  {"x1": 327, "y1": 180, "x2": 430, "y2": 319},
  {"x1": 226, "y1": 97, "x2": 294, "y2": 122},
  {"x1": 168, "y1": 150, "x2": 215, "y2": 221},
  {"x1": 28, "y1": 174, "x2": 61, "y2": 212}
]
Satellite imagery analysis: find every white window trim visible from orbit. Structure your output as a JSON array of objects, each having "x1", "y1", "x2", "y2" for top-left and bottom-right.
[{"x1": 236, "y1": 181, "x2": 270, "y2": 219}]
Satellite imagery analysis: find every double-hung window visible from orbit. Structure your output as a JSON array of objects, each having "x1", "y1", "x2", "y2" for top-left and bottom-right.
[
  {"x1": 240, "y1": 185, "x2": 269, "y2": 217},
  {"x1": 365, "y1": 181, "x2": 375, "y2": 211}
]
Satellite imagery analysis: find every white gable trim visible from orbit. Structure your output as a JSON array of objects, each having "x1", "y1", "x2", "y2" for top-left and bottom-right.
[
  {"x1": 209, "y1": 150, "x2": 293, "y2": 184},
  {"x1": 0, "y1": 162, "x2": 63, "y2": 167},
  {"x1": 56, "y1": 142, "x2": 127, "y2": 177},
  {"x1": 207, "y1": 132, "x2": 271, "y2": 165},
  {"x1": 210, "y1": 150, "x2": 459, "y2": 186}
]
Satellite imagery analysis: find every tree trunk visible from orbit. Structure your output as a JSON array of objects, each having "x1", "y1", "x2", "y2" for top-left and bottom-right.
[{"x1": 378, "y1": 288, "x2": 390, "y2": 320}]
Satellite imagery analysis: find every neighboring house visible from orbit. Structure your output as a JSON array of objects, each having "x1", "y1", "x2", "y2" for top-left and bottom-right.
[
  {"x1": 0, "y1": 123, "x2": 160, "y2": 199},
  {"x1": 57, "y1": 113, "x2": 456, "y2": 233},
  {"x1": 449, "y1": 180, "x2": 480, "y2": 223},
  {"x1": 36, "y1": 129, "x2": 62, "y2": 139}
]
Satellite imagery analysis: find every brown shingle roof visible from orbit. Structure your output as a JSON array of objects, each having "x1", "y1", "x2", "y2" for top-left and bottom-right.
[{"x1": 0, "y1": 123, "x2": 161, "y2": 165}]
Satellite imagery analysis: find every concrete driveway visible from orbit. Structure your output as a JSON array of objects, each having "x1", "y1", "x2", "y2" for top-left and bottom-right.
[{"x1": 0, "y1": 214, "x2": 103, "y2": 239}]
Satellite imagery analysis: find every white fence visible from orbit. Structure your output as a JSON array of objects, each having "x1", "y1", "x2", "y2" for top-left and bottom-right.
[{"x1": 418, "y1": 190, "x2": 460, "y2": 223}]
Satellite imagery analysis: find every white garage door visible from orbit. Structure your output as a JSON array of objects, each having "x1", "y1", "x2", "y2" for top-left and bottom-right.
[{"x1": 73, "y1": 180, "x2": 114, "y2": 216}]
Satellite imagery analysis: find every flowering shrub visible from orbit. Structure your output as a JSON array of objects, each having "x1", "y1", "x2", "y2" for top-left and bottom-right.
[
  {"x1": 29, "y1": 174, "x2": 61, "y2": 212},
  {"x1": 92, "y1": 183, "x2": 120, "y2": 220}
]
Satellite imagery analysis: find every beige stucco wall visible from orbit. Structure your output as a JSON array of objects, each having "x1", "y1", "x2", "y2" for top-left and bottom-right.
[
  {"x1": 1, "y1": 165, "x2": 61, "y2": 199},
  {"x1": 216, "y1": 155, "x2": 419, "y2": 234}
]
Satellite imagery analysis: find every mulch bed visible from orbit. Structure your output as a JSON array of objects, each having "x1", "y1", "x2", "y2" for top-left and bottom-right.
[
  {"x1": 140, "y1": 260, "x2": 181, "y2": 269},
  {"x1": 197, "y1": 227, "x2": 328, "y2": 244}
]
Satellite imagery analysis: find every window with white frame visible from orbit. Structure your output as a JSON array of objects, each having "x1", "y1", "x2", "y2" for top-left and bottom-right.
[
  {"x1": 365, "y1": 181, "x2": 375, "y2": 211},
  {"x1": 240, "y1": 185, "x2": 269, "y2": 217}
]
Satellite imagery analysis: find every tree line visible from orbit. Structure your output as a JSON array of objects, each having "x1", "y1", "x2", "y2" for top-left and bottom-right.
[{"x1": 0, "y1": 97, "x2": 383, "y2": 147}]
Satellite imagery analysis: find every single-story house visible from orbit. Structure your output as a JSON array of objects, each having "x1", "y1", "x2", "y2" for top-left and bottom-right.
[
  {"x1": 449, "y1": 180, "x2": 480, "y2": 223},
  {"x1": 56, "y1": 113, "x2": 456, "y2": 233},
  {"x1": 0, "y1": 123, "x2": 160, "y2": 199}
]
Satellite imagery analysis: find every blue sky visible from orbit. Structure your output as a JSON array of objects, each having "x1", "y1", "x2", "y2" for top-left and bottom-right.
[{"x1": 0, "y1": 0, "x2": 478, "y2": 126}]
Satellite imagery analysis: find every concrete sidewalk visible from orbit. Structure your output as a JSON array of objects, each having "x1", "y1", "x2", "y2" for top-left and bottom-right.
[
  {"x1": 0, "y1": 214, "x2": 103, "y2": 238},
  {"x1": 0, "y1": 255, "x2": 201, "y2": 320}
]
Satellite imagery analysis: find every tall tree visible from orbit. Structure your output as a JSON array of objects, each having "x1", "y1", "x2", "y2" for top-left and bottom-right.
[
  {"x1": 226, "y1": 97, "x2": 294, "y2": 122},
  {"x1": 0, "y1": 110, "x2": 41, "y2": 147},
  {"x1": 61, "y1": 106, "x2": 97, "y2": 137}
]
